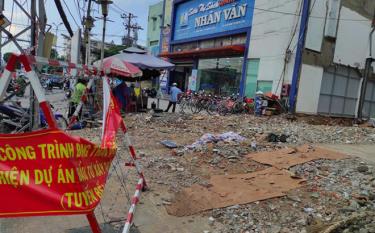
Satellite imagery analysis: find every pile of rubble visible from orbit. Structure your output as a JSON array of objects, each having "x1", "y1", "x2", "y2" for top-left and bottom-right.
[
  {"x1": 207, "y1": 158, "x2": 375, "y2": 233},
  {"x1": 70, "y1": 113, "x2": 375, "y2": 233}
]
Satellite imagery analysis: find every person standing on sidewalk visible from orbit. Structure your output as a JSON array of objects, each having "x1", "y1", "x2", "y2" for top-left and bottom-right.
[
  {"x1": 165, "y1": 83, "x2": 182, "y2": 113},
  {"x1": 68, "y1": 78, "x2": 87, "y2": 118}
]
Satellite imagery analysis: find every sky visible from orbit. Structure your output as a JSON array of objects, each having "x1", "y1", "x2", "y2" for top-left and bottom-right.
[{"x1": 2, "y1": 0, "x2": 161, "y2": 56}]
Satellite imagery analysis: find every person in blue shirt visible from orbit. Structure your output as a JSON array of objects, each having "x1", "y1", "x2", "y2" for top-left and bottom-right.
[{"x1": 165, "y1": 83, "x2": 182, "y2": 113}]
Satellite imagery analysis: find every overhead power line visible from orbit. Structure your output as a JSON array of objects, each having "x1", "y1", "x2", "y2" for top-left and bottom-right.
[
  {"x1": 253, "y1": 6, "x2": 369, "y2": 22},
  {"x1": 62, "y1": 0, "x2": 80, "y2": 28},
  {"x1": 112, "y1": 3, "x2": 129, "y2": 14},
  {"x1": 75, "y1": 0, "x2": 83, "y2": 25},
  {"x1": 53, "y1": 0, "x2": 74, "y2": 36}
]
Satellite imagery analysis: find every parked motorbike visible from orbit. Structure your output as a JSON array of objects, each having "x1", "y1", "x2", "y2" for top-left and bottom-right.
[
  {"x1": 0, "y1": 102, "x2": 68, "y2": 133},
  {"x1": 6, "y1": 77, "x2": 27, "y2": 97}
]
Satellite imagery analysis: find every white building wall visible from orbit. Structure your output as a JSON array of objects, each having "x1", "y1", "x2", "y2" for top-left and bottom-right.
[
  {"x1": 296, "y1": 4, "x2": 374, "y2": 114},
  {"x1": 248, "y1": 0, "x2": 302, "y2": 96},
  {"x1": 296, "y1": 64, "x2": 323, "y2": 114},
  {"x1": 334, "y1": 7, "x2": 375, "y2": 69},
  {"x1": 304, "y1": 0, "x2": 327, "y2": 52},
  {"x1": 248, "y1": 1, "x2": 374, "y2": 115},
  {"x1": 294, "y1": 0, "x2": 327, "y2": 114}
]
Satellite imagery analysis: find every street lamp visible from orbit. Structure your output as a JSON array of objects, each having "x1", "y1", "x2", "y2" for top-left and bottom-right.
[{"x1": 95, "y1": 0, "x2": 113, "y2": 68}]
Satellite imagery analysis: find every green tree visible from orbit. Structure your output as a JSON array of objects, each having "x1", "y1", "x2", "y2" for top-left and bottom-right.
[
  {"x1": 3, "y1": 52, "x2": 13, "y2": 63},
  {"x1": 104, "y1": 45, "x2": 127, "y2": 58},
  {"x1": 57, "y1": 55, "x2": 66, "y2": 61},
  {"x1": 90, "y1": 45, "x2": 128, "y2": 63},
  {"x1": 50, "y1": 48, "x2": 59, "y2": 59}
]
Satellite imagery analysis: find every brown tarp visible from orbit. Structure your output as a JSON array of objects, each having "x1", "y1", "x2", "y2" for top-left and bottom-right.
[
  {"x1": 167, "y1": 145, "x2": 348, "y2": 217},
  {"x1": 166, "y1": 167, "x2": 305, "y2": 216},
  {"x1": 247, "y1": 145, "x2": 348, "y2": 169}
]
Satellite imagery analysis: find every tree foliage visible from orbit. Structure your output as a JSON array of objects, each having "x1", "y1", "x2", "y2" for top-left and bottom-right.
[
  {"x1": 91, "y1": 45, "x2": 128, "y2": 62},
  {"x1": 50, "y1": 48, "x2": 59, "y2": 59}
]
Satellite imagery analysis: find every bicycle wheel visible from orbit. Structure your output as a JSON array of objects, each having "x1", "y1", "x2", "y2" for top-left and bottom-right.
[
  {"x1": 218, "y1": 103, "x2": 228, "y2": 116},
  {"x1": 190, "y1": 99, "x2": 200, "y2": 114},
  {"x1": 196, "y1": 100, "x2": 204, "y2": 114},
  {"x1": 56, "y1": 116, "x2": 68, "y2": 130},
  {"x1": 233, "y1": 102, "x2": 244, "y2": 114},
  {"x1": 179, "y1": 99, "x2": 187, "y2": 114},
  {"x1": 206, "y1": 102, "x2": 217, "y2": 115}
]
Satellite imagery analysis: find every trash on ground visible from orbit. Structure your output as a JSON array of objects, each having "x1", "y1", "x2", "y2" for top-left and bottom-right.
[
  {"x1": 187, "y1": 131, "x2": 245, "y2": 149},
  {"x1": 160, "y1": 140, "x2": 178, "y2": 149},
  {"x1": 166, "y1": 167, "x2": 305, "y2": 216},
  {"x1": 267, "y1": 133, "x2": 289, "y2": 143},
  {"x1": 247, "y1": 145, "x2": 348, "y2": 169}
]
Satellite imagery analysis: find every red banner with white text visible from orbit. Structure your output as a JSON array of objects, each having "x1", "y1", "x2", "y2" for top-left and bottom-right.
[{"x1": 0, "y1": 129, "x2": 117, "y2": 217}]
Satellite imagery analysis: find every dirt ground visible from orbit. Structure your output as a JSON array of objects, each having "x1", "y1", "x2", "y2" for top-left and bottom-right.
[{"x1": 1, "y1": 113, "x2": 375, "y2": 233}]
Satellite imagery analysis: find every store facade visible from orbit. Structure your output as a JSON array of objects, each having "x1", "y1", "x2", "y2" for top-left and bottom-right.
[{"x1": 161, "y1": 0, "x2": 255, "y2": 96}]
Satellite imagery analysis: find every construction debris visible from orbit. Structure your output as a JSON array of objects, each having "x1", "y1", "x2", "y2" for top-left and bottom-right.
[
  {"x1": 69, "y1": 114, "x2": 375, "y2": 233},
  {"x1": 160, "y1": 140, "x2": 178, "y2": 149},
  {"x1": 166, "y1": 167, "x2": 305, "y2": 216},
  {"x1": 186, "y1": 131, "x2": 246, "y2": 149},
  {"x1": 247, "y1": 145, "x2": 348, "y2": 169}
]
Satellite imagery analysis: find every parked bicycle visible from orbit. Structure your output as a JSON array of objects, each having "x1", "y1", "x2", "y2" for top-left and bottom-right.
[
  {"x1": 178, "y1": 91, "x2": 257, "y2": 116},
  {"x1": 0, "y1": 101, "x2": 68, "y2": 133}
]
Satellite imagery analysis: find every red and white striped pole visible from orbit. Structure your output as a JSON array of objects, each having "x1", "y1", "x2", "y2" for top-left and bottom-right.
[
  {"x1": 19, "y1": 55, "x2": 58, "y2": 129},
  {"x1": 0, "y1": 54, "x2": 18, "y2": 101},
  {"x1": 121, "y1": 121, "x2": 148, "y2": 190},
  {"x1": 122, "y1": 178, "x2": 144, "y2": 233}
]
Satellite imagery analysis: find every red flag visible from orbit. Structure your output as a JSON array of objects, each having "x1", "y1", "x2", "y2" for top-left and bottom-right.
[{"x1": 101, "y1": 77, "x2": 124, "y2": 148}]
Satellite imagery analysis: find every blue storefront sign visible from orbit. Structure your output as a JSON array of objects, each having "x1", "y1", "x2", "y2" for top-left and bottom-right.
[{"x1": 172, "y1": 0, "x2": 255, "y2": 42}]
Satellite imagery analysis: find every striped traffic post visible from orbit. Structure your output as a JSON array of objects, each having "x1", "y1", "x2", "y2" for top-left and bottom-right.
[{"x1": 122, "y1": 178, "x2": 144, "y2": 233}]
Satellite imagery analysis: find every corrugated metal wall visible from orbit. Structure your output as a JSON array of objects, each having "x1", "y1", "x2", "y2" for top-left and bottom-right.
[{"x1": 318, "y1": 66, "x2": 361, "y2": 117}]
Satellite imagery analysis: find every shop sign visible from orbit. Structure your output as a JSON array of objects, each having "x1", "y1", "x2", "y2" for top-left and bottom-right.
[
  {"x1": 173, "y1": 0, "x2": 254, "y2": 41},
  {"x1": 189, "y1": 69, "x2": 198, "y2": 91},
  {"x1": 161, "y1": 26, "x2": 171, "y2": 54}
]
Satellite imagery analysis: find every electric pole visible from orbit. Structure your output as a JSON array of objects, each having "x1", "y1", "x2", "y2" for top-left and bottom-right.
[
  {"x1": 53, "y1": 22, "x2": 63, "y2": 55},
  {"x1": 29, "y1": 0, "x2": 38, "y2": 131},
  {"x1": 0, "y1": 0, "x2": 4, "y2": 68},
  {"x1": 357, "y1": 9, "x2": 375, "y2": 120},
  {"x1": 84, "y1": 0, "x2": 94, "y2": 65},
  {"x1": 97, "y1": 0, "x2": 112, "y2": 68},
  {"x1": 121, "y1": 13, "x2": 143, "y2": 47}
]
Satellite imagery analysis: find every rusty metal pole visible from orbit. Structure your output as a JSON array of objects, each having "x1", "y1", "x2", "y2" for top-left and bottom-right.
[
  {"x1": 357, "y1": 9, "x2": 375, "y2": 120},
  {"x1": 29, "y1": 0, "x2": 38, "y2": 130}
]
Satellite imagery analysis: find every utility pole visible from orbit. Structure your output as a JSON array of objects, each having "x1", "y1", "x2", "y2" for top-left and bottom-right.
[
  {"x1": 53, "y1": 22, "x2": 63, "y2": 55},
  {"x1": 29, "y1": 0, "x2": 38, "y2": 131},
  {"x1": 97, "y1": 0, "x2": 112, "y2": 68},
  {"x1": 84, "y1": 0, "x2": 94, "y2": 65},
  {"x1": 357, "y1": 9, "x2": 375, "y2": 120},
  {"x1": 121, "y1": 13, "x2": 143, "y2": 47},
  {"x1": 0, "y1": 0, "x2": 4, "y2": 68}
]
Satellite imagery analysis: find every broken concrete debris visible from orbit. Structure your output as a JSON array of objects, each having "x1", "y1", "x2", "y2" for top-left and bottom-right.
[{"x1": 70, "y1": 114, "x2": 375, "y2": 233}]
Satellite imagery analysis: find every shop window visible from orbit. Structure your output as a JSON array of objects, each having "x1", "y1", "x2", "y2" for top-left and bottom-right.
[
  {"x1": 173, "y1": 42, "x2": 198, "y2": 52},
  {"x1": 197, "y1": 57, "x2": 243, "y2": 96},
  {"x1": 245, "y1": 59, "x2": 260, "y2": 98},
  {"x1": 232, "y1": 34, "x2": 247, "y2": 45},
  {"x1": 152, "y1": 17, "x2": 157, "y2": 31},
  {"x1": 200, "y1": 40, "x2": 215, "y2": 49},
  {"x1": 257, "y1": 81, "x2": 273, "y2": 93},
  {"x1": 150, "y1": 40, "x2": 159, "y2": 46}
]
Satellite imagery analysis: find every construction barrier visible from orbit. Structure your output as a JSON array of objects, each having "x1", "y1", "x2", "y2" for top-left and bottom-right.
[{"x1": 0, "y1": 53, "x2": 147, "y2": 233}]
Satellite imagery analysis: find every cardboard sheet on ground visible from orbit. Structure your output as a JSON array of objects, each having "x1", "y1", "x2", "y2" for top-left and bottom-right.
[
  {"x1": 247, "y1": 145, "x2": 348, "y2": 169},
  {"x1": 166, "y1": 167, "x2": 305, "y2": 216}
]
